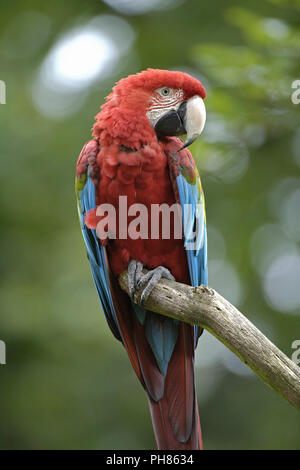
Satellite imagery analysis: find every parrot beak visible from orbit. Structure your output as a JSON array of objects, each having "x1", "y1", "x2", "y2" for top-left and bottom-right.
[
  {"x1": 179, "y1": 96, "x2": 206, "y2": 150},
  {"x1": 154, "y1": 95, "x2": 206, "y2": 149}
]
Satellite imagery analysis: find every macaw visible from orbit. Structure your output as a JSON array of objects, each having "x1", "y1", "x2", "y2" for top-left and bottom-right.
[{"x1": 75, "y1": 69, "x2": 207, "y2": 450}]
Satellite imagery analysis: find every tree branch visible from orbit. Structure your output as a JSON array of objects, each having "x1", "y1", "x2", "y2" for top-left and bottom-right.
[{"x1": 119, "y1": 270, "x2": 300, "y2": 410}]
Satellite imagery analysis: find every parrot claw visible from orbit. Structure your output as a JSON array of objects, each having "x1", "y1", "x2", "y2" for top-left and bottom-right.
[
  {"x1": 128, "y1": 260, "x2": 175, "y2": 304},
  {"x1": 128, "y1": 259, "x2": 144, "y2": 300},
  {"x1": 138, "y1": 265, "x2": 175, "y2": 304}
]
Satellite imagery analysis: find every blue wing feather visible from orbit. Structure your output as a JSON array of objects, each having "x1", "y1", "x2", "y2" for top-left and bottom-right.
[
  {"x1": 176, "y1": 174, "x2": 207, "y2": 285},
  {"x1": 77, "y1": 166, "x2": 121, "y2": 341},
  {"x1": 167, "y1": 147, "x2": 208, "y2": 348}
]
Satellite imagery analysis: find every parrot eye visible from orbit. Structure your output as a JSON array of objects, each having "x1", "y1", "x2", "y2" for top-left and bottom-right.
[{"x1": 157, "y1": 87, "x2": 172, "y2": 97}]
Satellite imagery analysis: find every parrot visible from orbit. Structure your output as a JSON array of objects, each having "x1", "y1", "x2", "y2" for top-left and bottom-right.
[{"x1": 75, "y1": 69, "x2": 207, "y2": 450}]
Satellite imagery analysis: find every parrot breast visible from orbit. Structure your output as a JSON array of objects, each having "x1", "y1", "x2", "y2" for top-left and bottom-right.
[{"x1": 96, "y1": 142, "x2": 190, "y2": 284}]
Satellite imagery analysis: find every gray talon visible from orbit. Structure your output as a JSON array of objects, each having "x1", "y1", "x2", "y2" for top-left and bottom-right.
[
  {"x1": 135, "y1": 261, "x2": 143, "y2": 284},
  {"x1": 128, "y1": 261, "x2": 175, "y2": 304},
  {"x1": 137, "y1": 266, "x2": 175, "y2": 304},
  {"x1": 128, "y1": 259, "x2": 143, "y2": 299}
]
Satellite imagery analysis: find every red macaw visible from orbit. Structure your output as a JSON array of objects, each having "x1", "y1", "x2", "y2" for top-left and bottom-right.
[{"x1": 76, "y1": 69, "x2": 207, "y2": 450}]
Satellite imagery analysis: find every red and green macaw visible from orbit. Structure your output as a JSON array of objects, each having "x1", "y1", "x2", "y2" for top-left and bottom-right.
[{"x1": 75, "y1": 69, "x2": 207, "y2": 450}]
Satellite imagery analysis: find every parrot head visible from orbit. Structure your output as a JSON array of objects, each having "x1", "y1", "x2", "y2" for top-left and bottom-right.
[{"x1": 95, "y1": 68, "x2": 206, "y2": 149}]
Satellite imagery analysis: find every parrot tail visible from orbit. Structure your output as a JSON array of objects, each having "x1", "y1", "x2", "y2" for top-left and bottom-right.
[
  {"x1": 108, "y1": 276, "x2": 202, "y2": 450},
  {"x1": 146, "y1": 324, "x2": 203, "y2": 450}
]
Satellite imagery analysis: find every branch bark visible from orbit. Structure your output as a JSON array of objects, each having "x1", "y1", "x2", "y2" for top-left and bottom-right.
[{"x1": 119, "y1": 270, "x2": 300, "y2": 410}]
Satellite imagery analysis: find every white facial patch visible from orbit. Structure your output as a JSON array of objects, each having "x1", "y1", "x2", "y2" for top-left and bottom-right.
[{"x1": 147, "y1": 88, "x2": 184, "y2": 128}]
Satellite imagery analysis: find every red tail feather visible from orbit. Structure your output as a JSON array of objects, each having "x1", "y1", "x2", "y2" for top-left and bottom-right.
[
  {"x1": 147, "y1": 324, "x2": 202, "y2": 450},
  {"x1": 112, "y1": 289, "x2": 202, "y2": 449}
]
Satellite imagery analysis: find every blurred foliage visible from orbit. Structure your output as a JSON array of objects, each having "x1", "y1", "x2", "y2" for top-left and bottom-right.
[{"x1": 0, "y1": 0, "x2": 299, "y2": 450}]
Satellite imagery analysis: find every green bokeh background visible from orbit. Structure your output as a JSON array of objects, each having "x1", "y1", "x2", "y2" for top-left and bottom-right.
[{"x1": 0, "y1": 0, "x2": 299, "y2": 450}]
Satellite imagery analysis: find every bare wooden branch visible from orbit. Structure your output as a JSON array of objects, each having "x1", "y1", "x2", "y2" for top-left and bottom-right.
[{"x1": 119, "y1": 270, "x2": 300, "y2": 410}]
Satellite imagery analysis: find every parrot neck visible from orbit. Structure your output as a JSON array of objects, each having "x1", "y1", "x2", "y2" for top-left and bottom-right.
[{"x1": 93, "y1": 103, "x2": 158, "y2": 150}]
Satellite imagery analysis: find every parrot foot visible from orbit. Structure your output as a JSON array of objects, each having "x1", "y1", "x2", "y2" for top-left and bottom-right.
[
  {"x1": 128, "y1": 259, "x2": 144, "y2": 300},
  {"x1": 128, "y1": 260, "x2": 175, "y2": 304}
]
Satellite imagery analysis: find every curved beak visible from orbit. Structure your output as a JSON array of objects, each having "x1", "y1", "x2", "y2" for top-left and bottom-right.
[
  {"x1": 180, "y1": 96, "x2": 206, "y2": 149},
  {"x1": 154, "y1": 95, "x2": 206, "y2": 149}
]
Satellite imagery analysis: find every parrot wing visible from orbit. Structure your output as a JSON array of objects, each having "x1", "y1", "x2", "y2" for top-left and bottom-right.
[
  {"x1": 166, "y1": 138, "x2": 208, "y2": 345},
  {"x1": 76, "y1": 139, "x2": 146, "y2": 385},
  {"x1": 75, "y1": 139, "x2": 121, "y2": 340}
]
